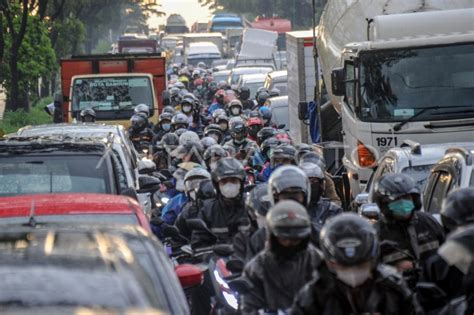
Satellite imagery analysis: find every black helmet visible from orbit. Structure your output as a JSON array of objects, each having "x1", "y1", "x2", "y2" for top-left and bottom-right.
[
  {"x1": 211, "y1": 157, "x2": 245, "y2": 183},
  {"x1": 270, "y1": 144, "x2": 296, "y2": 168},
  {"x1": 180, "y1": 98, "x2": 194, "y2": 114},
  {"x1": 159, "y1": 112, "x2": 173, "y2": 123},
  {"x1": 130, "y1": 114, "x2": 147, "y2": 132},
  {"x1": 161, "y1": 132, "x2": 179, "y2": 149},
  {"x1": 172, "y1": 113, "x2": 189, "y2": 129},
  {"x1": 299, "y1": 151, "x2": 326, "y2": 170},
  {"x1": 261, "y1": 137, "x2": 279, "y2": 160},
  {"x1": 372, "y1": 173, "x2": 422, "y2": 218},
  {"x1": 299, "y1": 162, "x2": 325, "y2": 180},
  {"x1": 320, "y1": 213, "x2": 378, "y2": 266},
  {"x1": 200, "y1": 136, "x2": 217, "y2": 150},
  {"x1": 196, "y1": 179, "x2": 217, "y2": 200},
  {"x1": 257, "y1": 127, "x2": 276, "y2": 146},
  {"x1": 229, "y1": 117, "x2": 247, "y2": 135},
  {"x1": 296, "y1": 143, "x2": 313, "y2": 162},
  {"x1": 212, "y1": 108, "x2": 227, "y2": 122},
  {"x1": 268, "y1": 165, "x2": 311, "y2": 207},
  {"x1": 80, "y1": 108, "x2": 96, "y2": 122},
  {"x1": 204, "y1": 144, "x2": 227, "y2": 163},
  {"x1": 134, "y1": 104, "x2": 150, "y2": 117},
  {"x1": 246, "y1": 183, "x2": 271, "y2": 218},
  {"x1": 266, "y1": 200, "x2": 311, "y2": 240},
  {"x1": 162, "y1": 105, "x2": 176, "y2": 115},
  {"x1": 239, "y1": 86, "x2": 250, "y2": 100},
  {"x1": 441, "y1": 188, "x2": 474, "y2": 234},
  {"x1": 204, "y1": 124, "x2": 224, "y2": 144},
  {"x1": 256, "y1": 90, "x2": 270, "y2": 105}
]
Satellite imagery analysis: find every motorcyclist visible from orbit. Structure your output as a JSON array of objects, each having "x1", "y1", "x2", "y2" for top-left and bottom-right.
[
  {"x1": 225, "y1": 117, "x2": 258, "y2": 164},
  {"x1": 215, "y1": 114, "x2": 231, "y2": 142},
  {"x1": 80, "y1": 108, "x2": 96, "y2": 123},
  {"x1": 291, "y1": 213, "x2": 422, "y2": 315},
  {"x1": 299, "y1": 162, "x2": 343, "y2": 236},
  {"x1": 152, "y1": 112, "x2": 173, "y2": 142},
  {"x1": 200, "y1": 136, "x2": 217, "y2": 151},
  {"x1": 254, "y1": 89, "x2": 270, "y2": 110},
  {"x1": 422, "y1": 188, "x2": 474, "y2": 306},
  {"x1": 258, "y1": 106, "x2": 273, "y2": 128},
  {"x1": 208, "y1": 89, "x2": 227, "y2": 115},
  {"x1": 251, "y1": 127, "x2": 276, "y2": 170},
  {"x1": 203, "y1": 124, "x2": 224, "y2": 145},
  {"x1": 196, "y1": 157, "x2": 249, "y2": 243},
  {"x1": 238, "y1": 86, "x2": 255, "y2": 110},
  {"x1": 134, "y1": 103, "x2": 153, "y2": 129},
  {"x1": 242, "y1": 200, "x2": 323, "y2": 314},
  {"x1": 128, "y1": 113, "x2": 154, "y2": 152},
  {"x1": 373, "y1": 174, "x2": 445, "y2": 276},
  {"x1": 171, "y1": 112, "x2": 189, "y2": 131},
  {"x1": 228, "y1": 99, "x2": 244, "y2": 118},
  {"x1": 260, "y1": 144, "x2": 297, "y2": 182},
  {"x1": 246, "y1": 116, "x2": 264, "y2": 142},
  {"x1": 203, "y1": 144, "x2": 228, "y2": 172}
]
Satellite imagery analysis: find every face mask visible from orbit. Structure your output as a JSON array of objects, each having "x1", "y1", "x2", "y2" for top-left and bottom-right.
[
  {"x1": 189, "y1": 191, "x2": 197, "y2": 201},
  {"x1": 335, "y1": 267, "x2": 371, "y2": 288},
  {"x1": 182, "y1": 105, "x2": 192, "y2": 113},
  {"x1": 219, "y1": 182, "x2": 240, "y2": 199},
  {"x1": 388, "y1": 199, "x2": 415, "y2": 217},
  {"x1": 231, "y1": 107, "x2": 240, "y2": 116},
  {"x1": 176, "y1": 179, "x2": 185, "y2": 192},
  {"x1": 162, "y1": 123, "x2": 171, "y2": 131},
  {"x1": 210, "y1": 161, "x2": 218, "y2": 171},
  {"x1": 256, "y1": 215, "x2": 266, "y2": 229}
]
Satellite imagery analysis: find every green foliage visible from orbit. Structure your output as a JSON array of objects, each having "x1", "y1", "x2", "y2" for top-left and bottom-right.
[
  {"x1": 52, "y1": 16, "x2": 86, "y2": 57},
  {"x1": 0, "y1": 97, "x2": 53, "y2": 134}
]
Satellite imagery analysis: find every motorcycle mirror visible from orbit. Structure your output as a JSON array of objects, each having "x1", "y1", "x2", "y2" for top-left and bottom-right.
[
  {"x1": 138, "y1": 175, "x2": 161, "y2": 193},
  {"x1": 359, "y1": 203, "x2": 380, "y2": 221},
  {"x1": 227, "y1": 278, "x2": 252, "y2": 294},
  {"x1": 213, "y1": 244, "x2": 234, "y2": 257},
  {"x1": 175, "y1": 264, "x2": 204, "y2": 289},
  {"x1": 226, "y1": 259, "x2": 244, "y2": 274}
]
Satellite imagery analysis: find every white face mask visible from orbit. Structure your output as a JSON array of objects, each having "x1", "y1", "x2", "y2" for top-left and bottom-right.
[
  {"x1": 183, "y1": 105, "x2": 192, "y2": 113},
  {"x1": 231, "y1": 107, "x2": 240, "y2": 116},
  {"x1": 256, "y1": 215, "x2": 266, "y2": 229},
  {"x1": 335, "y1": 267, "x2": 371, "y2": 288},
  {"x1": 189, "y1": 191, "x2": 197, "y2": 200},
  {"x1": 219, "y1": 182, "x2": 240, "y2": 199}
]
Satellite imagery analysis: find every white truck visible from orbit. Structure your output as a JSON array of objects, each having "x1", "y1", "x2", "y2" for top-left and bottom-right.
[
  {"x1": 313, "y1": 1, "x2": 474, "y2": 197},
  {"x1": 182, "y1": 33, "x2": 224, "y2": 57}
]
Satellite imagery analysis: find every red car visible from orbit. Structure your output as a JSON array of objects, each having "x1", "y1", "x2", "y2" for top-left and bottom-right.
[{"x1": 0, "y1": 193, "x2": 151, "y2": 232}]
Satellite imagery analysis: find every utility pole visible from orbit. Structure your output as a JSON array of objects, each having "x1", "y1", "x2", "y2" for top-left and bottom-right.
[{"x1": 312, "y1": 0, "x2": 322, "y2": 142}]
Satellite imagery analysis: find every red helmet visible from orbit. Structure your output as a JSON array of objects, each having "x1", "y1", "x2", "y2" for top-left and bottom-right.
[
  {"x1": 194, "y1": 78, "x2": 204, "y2": 86},
  {"x1": 247, "y1": 117, "x2": 263, "y2": 127},
  {"x1": 215, "y1": 89, "x2": 226, "y2": 100}
]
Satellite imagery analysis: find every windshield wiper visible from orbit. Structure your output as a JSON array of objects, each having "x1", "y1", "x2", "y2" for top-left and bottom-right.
[{"x1": 393, "y1": 105, "x2": 472, "y2": 131}]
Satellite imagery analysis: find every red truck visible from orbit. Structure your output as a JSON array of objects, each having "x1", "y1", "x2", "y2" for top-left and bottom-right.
[
  {"x1": 60, "y1": 53, "x2": 166, "y2": 125},
  {"x1": 251, "y1": 16, "x2": 292, "y2": 50}
]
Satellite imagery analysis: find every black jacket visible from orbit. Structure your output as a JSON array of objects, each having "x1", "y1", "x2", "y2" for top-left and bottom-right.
[
  {"x1": 242, "y1": 245, "x2": 323, "y2": 314},
  {"x1": 291, "y1": 264, "x2": 422, "y2": 315},
  {"x1": 308, "y1": 198, "x2": 343, "y2": 233}
]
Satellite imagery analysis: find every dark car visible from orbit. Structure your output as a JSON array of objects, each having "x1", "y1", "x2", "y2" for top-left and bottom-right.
[{"x1": 0, "y1": 224, "x2": 190, "y2": 314}]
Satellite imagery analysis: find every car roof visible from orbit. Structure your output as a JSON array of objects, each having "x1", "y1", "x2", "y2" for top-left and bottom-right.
[
  {"x1": 383, "y1": 142, "x2": 474, "y2": 167},
  {"x1": 232, "y1": 67, "x2": 272, "y2": 74},
  {"x1": 267, "y1": 70, "x2": 287, "y2": 79},
  {"x1": 268, "y1": 96, "x2": 288, "y2": 107},
  {"x1": 213, "y1": 70, "x2": 231, "y2": 75},
  {"x1": 0, "y1": 193, "x2": 141, "y2": 217},
  {"x1": 0, "y1": 136, "x2": 108, "y2": 154},
  {"x1": 241, "y1": 73, "x2": 266, "y2": 83},
  {"x1": 16, "y1": 123, "x2": 123, "y2": 137}
]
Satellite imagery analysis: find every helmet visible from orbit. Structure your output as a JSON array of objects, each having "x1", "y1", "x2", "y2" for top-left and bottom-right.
[
  {"x1": 215, "y1": 89, "x2": 226, "y2": 103},
  {"x1": 180, "y1": 98, "x2": 194, "y2": 114},
  {"x1": 159, "y1": 112, "x2": 173, "y2": 123},
  {"x1": 441, "y1": 188, "x2": 474, "y2": 233},
  {"x1": 270, "y1": 88, "x2": 280, "y2": 97},
  {"x1": 196, "y1": 179, "x2": 217, "y2": 200},
  {"x1": 222, "y1": 144, "x2": 237, "y2": 157},
  {"x1": 212, "y1": 108, "x2": 227, "y2": 122},
  {"x1": 372, "y1": 173, "x2": 422, "y2": 218},
  {"x1": 197, "y1": 62, "x2": 207, "y2": 69},
  {"x1": 247, "y1": 116, "x2": 263, "y2": 139},
  {"x1": 130, "y1": 114, "x2": 147, "y2": 132},
  {"x1": 80, "y1": 108, "x2": 96, "y2": 122},
  {"x1": 204, "y1": 145, "x2": 227, "y2": 169},
  {"x1": 320, "y1": 213, "x2": 378, "y2": 266},
  {"x1": 200, "y1": 137, "x2": 217, "y2": 150},
  {"x1": 228, "y1": 99, "x2": 243, "y2": 116},
  {"x1": 274, "y1": 131, "x2": 292, "y2": 144},
  {"x1": 261, "y1": 137, "x2": 279, "y2": 160},
  {"x1": 194, "y1": 78, "x2": 204, "y2": 86},
  {"x1": 270, "y1": 144, "x2": 296, "y2": 168},
  {"x1": 268, "y1": 165, "x2": 311, "y2": 207},
  {"x1": 204, "y1": 124, "x2": 224, "y2": 144},
  {"x1": 184, "y1": 167, "x2": 211, "y2": 195},
  {"x1": 246, "y1": 183, "x2": 271, "y2": 218},
  {"x1": 211, "y1": 157, "x2": 245, "y2": 183},
  {"x1": 266, "y1": 200, "x2": 311, "y2": 240},
  {"x1": 299, "y1": 162, "x2": 325, "y2": 180},
  {"x1": 134, "y1": 104, "x2": 150, "y2": 117},
  {"x1": 175, "y1": 81, "x2": 186, "y2": 90},
  {"x1": 172, "y1": 113, "x2": 189, "y2": 129},
  {"x1": 256, "y1": 87, "x2": 269, "y2": 98},
  {"x1": 216, "y1": 115, "x2": 229, "y2": 131},
  {"x1": 238, "y1": 86, "x2": 250, "y2": 100},
  {"x1": 299, "y1": 151, "x2": 326, "y2": 170},
  {"x1": 174, "y1": 128, "x2": 187, "y2": 138},
  {"x1": 217, "y1": 80, "x2": 229, "y2": 90},
  {"x1": 296, "y1": 144, "x2": 313, "y2": 161},
  {"x1": 162, "y1": 132, "x2": 179, "y2": 149},
  {"x1": 171, "y1": 141, "x2": 204, "y2": 163},
  {"x1": 257, "y1": 127, "x2": 276, "y2": 146},
  {"x1": 169, "y1": 87, "x2": 181, "y2": 98},
  {"x1": 179, "y1": 131, "x2": 200, "y2": 146},
  {"x1": 162, "y1": 105, "x2": 176, "y2": 115},
  {"x1": 437, "y1": 224, "x2": 474, "y2": 279},
  {"x1": 229, "y1": 117, "x2": 247, "y2": 134},
  {"x1": 259, "y1": 106, "x2": 272, "y2": 124}
]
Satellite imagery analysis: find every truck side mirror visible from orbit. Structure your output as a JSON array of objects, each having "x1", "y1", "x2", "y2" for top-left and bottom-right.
[
  {"x1": 331, "y1": 67, "x2": 345, "y2": 96},
  {"x1": 298, "y1": 102, "x2": 309, "y2": 120}
]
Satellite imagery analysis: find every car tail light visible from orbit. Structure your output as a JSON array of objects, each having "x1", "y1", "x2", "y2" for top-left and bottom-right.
[{"x1": 357, "y1": 141, "x2": 376, "y2": 168}]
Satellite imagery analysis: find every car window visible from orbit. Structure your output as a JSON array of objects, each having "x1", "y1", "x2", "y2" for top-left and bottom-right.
[
  {"x1": 426, "y1": 171, "x2": 453, "y2": 214},
  {"x1": 0, "y1": 155, "x2": 111, "y2": 196},
  {"x1": 271, "y1": 105, "x2": 289, "y2": 129},
  {"x1": 111, "y1": 149, "x2": 129, "y2": 192}
]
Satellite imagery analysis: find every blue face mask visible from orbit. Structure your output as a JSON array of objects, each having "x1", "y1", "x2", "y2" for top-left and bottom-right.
[
  {"x1": 162, "y1": 123, "x2": 171, "y2": 131},
  {"x1": 388, "y1": 199, "x2": 415, "y2": 217}
]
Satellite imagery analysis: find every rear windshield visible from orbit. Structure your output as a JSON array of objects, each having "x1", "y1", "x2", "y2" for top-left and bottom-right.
[
  {"x1": 0, "y1": 155, "x2": 112, "y2": 197},
  {"x1": 0, "y1": 215, "x2": 139, "y2": 226}
]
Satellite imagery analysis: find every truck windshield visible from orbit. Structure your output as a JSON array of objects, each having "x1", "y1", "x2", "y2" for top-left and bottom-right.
[
  {"x1": 359, "y1": 43, "x2": 474, "y2": 122},
  {"x1": 71, "y1": 76, "x2": 153, "y2": 113}
]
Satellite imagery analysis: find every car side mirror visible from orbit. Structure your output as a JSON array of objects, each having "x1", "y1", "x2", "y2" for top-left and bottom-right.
[
  {"x1": 298, "y1": 102, "x2": 309, "y2": 120},
  {"x1": 138, "y1": 175, "x2": 161, "y2": 193},
  {"x1": 121, "y1": 187, "x2": 139, "y2": 201},
  {"x1": 359, "y1": 203, "x2": 380, "y2": 222},
  {"x1": 354, "y1": 193, "x2": 369, "y2": 207},
  {"x1": 331, "y1": 67, "x2": 345, "y2": 96},
  {"x1": 175, "y1": 264, "x2": 204, "y2": 289},
  {"x1": 138, "y1": 159, "x2": 156, "y2": 174}
]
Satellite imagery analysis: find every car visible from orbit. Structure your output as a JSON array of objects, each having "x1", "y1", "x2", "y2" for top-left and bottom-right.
[
  {"x1": 12, "y1": 124, "x2": 156, "y2": 214},
  {"x1": 0, "y1": 193, "x2": 152, "y2": 232},
  {"x1": 227, "y1": 66, "x2": 273, "y2": 89},
  {"x1": 267, "y1": 95, "x2": 289, "y2": 131},
  {"x1": 212, "y1": 70, "x2": 231, "y2": 84},
  {"x1": 0, "y1": 224, "x2": 194, "y2": 313},
  {"x1": 236, "y1": 73, "x2": 266, "y2": 99},
  {"x1": 423, "y1": 145, "x2": 474, "y2": 219},
  {"x1": 354, "y1": 141, "x2": 474, "y2": 220},
  {"x1": 264, "y1": 70, "x2": 288, "y2": 96}
]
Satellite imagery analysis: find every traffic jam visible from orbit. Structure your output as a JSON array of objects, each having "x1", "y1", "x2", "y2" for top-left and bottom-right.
[{"x1": 0, "y1": 0, "x2": 473, "y2": 314}]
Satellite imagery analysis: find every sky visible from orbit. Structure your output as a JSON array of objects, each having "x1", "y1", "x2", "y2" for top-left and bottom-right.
[{"x1": 148, "y1": 0, "x2": 213, "y2": 29}]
